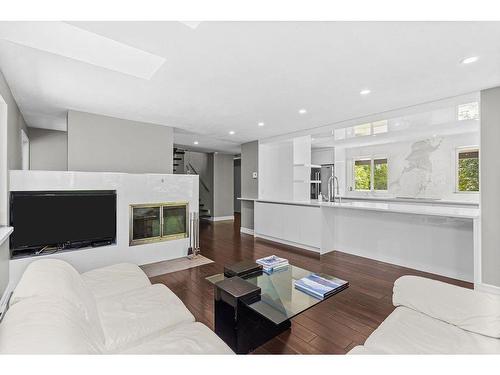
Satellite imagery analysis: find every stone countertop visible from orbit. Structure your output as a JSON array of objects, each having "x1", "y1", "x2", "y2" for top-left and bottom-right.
[{"x1": 254, "y1": 199, "x2": 480, "y2": 219}]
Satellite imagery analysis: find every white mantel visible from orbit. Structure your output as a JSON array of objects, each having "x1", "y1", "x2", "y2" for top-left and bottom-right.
[{"x1": 8, "y1": 170, "x2": 199, "y2": 285}]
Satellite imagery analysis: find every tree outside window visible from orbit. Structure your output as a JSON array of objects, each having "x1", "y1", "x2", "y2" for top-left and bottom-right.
[
  {"x1": 457, "y1": 149, "x2": 479, "y2": 192},
  {"x1": 354, "y1": 158, "x2": 388, "y2": 191},
  {"x1": 354, "y1": 159, "x2": 371, "y2": 190},
  {"x1": 374, "y1": 158, "x2": 388, "y2": 190}
]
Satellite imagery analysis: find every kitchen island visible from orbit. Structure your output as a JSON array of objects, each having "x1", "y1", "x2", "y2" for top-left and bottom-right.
[{"x1": 253, "y1": 199, "x2": 479, "y2": 283}]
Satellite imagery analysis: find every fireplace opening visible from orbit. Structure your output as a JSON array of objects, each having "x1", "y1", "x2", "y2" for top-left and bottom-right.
[{"x1": 129, "y1": 202, "x2": 189, "y2": 246}]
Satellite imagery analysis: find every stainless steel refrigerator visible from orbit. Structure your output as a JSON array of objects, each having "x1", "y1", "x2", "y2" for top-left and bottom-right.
[{"x1": 310, "y1": 164, "x2": 334, "y2": 200}]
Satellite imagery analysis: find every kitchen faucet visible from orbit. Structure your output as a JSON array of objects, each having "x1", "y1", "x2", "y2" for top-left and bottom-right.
[{"x1": 327, "y1": 175, "x2": 341, "y2": 203}]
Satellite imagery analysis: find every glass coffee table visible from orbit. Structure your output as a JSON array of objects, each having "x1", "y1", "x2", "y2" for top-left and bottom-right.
[{"x1": 206, "y1": 264, "x2": 348, "y2": 353}]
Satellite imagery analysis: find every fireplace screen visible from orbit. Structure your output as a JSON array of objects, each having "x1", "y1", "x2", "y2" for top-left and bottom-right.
[{"x1": 130, "y1": 202, "x2": 189, "y2": 246}]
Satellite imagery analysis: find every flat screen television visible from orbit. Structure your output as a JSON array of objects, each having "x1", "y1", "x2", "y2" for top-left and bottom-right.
[{"x1": 9, "y1": 190, "x2": 116, "y2": 257}]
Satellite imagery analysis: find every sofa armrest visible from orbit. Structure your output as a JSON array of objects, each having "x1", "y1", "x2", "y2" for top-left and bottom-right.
[{"x1": 393, "y1": 276, "x2": 500, "y2": 338}]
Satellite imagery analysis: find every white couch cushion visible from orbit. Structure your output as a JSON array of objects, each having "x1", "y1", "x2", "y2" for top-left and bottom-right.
[
  {"x1": 0, "y1": 296, "x2": 102, "y2": 354},
  {"x1": 82, "y1": 263, "x2": 151, "y2": 299},
  {"x1": 120, "y1": 322, "x2": 234, "y2": 354},
  {"x1": 363, "y1": 306, "x2": 500, "y2": 354},
  {"x1": 393, "y1": 275, "x2": 500, "y2": 338},
  {"x1": 10, "y1": 259, "x2": 105, "y2": 342},
  {"x1": 97, "y1": 283, "x2": 195, "y2": 352}
]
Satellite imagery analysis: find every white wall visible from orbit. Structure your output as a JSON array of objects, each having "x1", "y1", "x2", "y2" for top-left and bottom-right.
[
  {"x1": 68, "y1": 110, "x2": 174, "y2": 174},
  {"x1": 258, "y1": 140, "x2": 294, "y2": 201},
  {"x1": 9, "y1": 170, "x2": 198, "y2": 285},
  {"x1": 341, "y1": 132, "x2": 479, "y2": 202}
]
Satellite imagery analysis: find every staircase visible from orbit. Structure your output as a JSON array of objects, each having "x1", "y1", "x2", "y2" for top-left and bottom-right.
[
  {"x1": 173, "y1": 147, "x2": 185, "y2": 173},
  {"x1": 173, "y1": 147, "x2": 211, "y2": 219}
]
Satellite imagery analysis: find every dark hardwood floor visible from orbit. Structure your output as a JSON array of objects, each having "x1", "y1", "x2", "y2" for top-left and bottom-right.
[{"x1": 150, "y1": 213, "x2": 472, "y2": 354}]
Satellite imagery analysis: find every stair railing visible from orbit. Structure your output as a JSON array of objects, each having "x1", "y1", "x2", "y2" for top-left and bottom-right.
[{"x1": 186, "y1": 162, "x2": 210, "y2": 193}]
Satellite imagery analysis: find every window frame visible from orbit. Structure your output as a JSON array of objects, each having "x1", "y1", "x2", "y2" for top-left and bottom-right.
[
  {"x1": 352, "y1": 156, "x2": 389, "y2": 193},
  {"x1": 455, "y1": 146, "x2": 479, "y2": 194}
]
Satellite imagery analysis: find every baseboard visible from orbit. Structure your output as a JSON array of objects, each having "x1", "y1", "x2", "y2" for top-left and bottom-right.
[
  {"x1": 209, "y1": 216, "x2": 235, "y2": 222},
  {"x1": 475, "y1": 282, "x2": 500, "y2": 295},
  {"x1": 240, "y1": 227, "x2": 255, "y2": 236},
  {"x1": 254, "y1": 233, "x2": 320, "y2": 253}
]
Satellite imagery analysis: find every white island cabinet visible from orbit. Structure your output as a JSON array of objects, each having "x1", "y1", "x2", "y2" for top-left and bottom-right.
[
  {"x1": 254, "y1": 201, "x2": 321, "y2": 251},
  {"x1": 253, "y1": 199, "x2": 480, "y2": 283}
]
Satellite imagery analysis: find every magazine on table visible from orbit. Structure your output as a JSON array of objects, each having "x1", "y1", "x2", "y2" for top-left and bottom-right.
[
  {"x1": 294, "y1": 273, "x2": 348, "y2": 299},
  {"x1": 262, "y1": 262, "x2": 289, "y2": 274},
  {"x1": 256, "y1": 255, "x2": 289, "y2": 273}
]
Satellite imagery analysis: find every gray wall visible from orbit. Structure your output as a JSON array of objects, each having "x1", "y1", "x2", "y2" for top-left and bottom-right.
[
  {"x1": 184, "y1": 150, "x2": 214, "y2": 216},
  {"x1": 241, "y1": 141, "x2": 259, "y2": 198},
  {"x1": 68, "y1": 110, "x2": 173, "y2": 174},
  {"x1": 29, "y1": 128, "x2": 68, "y2": 171},
  {"x1": 480, "y1": 87, "x2": 500, "y2": 287},
  {"x1": 234, "y1": 159, "x2": 241, "y2": 212},
  {"x1": 0, "y1": 70, "x2": 28, "y2": 298},
  {"x1": 213, "y1": 153, "x2": 234, "y2": 218},
  {"x1": 240, "y1": 141, "x2": 259, "y2": 230}
]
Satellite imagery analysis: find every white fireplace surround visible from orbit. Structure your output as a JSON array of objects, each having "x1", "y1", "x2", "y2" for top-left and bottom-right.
[{"x1": 8, "y1": 170, "x2": 199, "y2": 285}]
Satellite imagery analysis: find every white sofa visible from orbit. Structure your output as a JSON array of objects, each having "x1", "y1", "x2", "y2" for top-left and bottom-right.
[
  {"x1": 0, "y1": 259, "x2": 233, "y2": 354},
  {"x1": 348, "y1": 275, "x2": 500, "y2": 354}
]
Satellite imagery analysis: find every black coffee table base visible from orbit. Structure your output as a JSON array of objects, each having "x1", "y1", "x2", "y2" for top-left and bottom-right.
[{"x1": 214, "y1": 276, "x2": 291, "y2": 354}]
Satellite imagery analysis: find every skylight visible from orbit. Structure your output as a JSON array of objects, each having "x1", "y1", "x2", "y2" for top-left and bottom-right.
[{"x1": 0, "y1": 22, "x2": 166, "y2": 80}]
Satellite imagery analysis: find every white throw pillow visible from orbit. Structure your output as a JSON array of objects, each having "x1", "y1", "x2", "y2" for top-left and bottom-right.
[{"x1": 393, "y1": 275, "x2": 500, "y2": 338}]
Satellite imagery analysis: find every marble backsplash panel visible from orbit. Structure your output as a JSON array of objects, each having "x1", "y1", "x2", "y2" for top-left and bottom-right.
[{"x1": 344, "y1": 132, "x2": 479, "y2": 202}]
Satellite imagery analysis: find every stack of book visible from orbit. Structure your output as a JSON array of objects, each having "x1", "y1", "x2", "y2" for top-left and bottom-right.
[
  {"x1": 256, "y1": 255, "x2": 289, "y2": 274},
  {"x1": 294, "y1": 273, "x2": 348, "y2": 299}
]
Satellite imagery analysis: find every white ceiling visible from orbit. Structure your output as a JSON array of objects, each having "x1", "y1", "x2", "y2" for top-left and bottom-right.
[{"x1": 0, "y1": 21, "x2": 499, "y2": 154}]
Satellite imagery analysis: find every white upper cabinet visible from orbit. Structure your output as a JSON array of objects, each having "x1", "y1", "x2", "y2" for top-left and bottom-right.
[{"x1": 312, "y1": 148, "x2": 335, "y2": 165}]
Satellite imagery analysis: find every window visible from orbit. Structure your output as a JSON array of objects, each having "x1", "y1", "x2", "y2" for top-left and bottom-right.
[
  {"x1": 373, "y1": 158, "x2": 388, "y2": 190},
  {"x1": 457, "y1": 148, "x2": 479, "y2": 192},
  {"x1": 457, "y1": 102, "x2": 479, "y2": 121},
  {"x1": 354, "y1": 158, "x2": 388, "y2": 191},
  {"x1": 354, "y1": 123, "x2": 371, "y2": 137},
  {"x1": 372, "y1": 120, "x2": 388, "y2": 135},
  {"x1": 349, "y1": 120, "x2": 389, "y2": 138},
  {"x1": 354, "y1": 159, "x2": 371, "y2": 190}
]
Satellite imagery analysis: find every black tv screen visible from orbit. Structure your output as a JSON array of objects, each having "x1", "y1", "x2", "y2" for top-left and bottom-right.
[{"x1": 10, "y1": 190, "x2": 116, "y2": 255}]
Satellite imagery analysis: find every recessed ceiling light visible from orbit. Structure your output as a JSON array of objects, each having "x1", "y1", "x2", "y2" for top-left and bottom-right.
[
  {"x1": 360, "y1": 89, "x2": 371, "y2": 95},
  {"x1": 298, "y1": 109, "x2": 307, "y2": 115},
  {"x1": 193, "y1": 141, "x2": 199, "y2": 145},
  {"x1": 229, "y1": 131, "x2": 235, "y2": 135},
  {"x1": 258, "y1": 122, "x2": 265, "y2": 127},
  {"x1": 460, "y1": 56, "x2": 479, "y2": 64}
]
